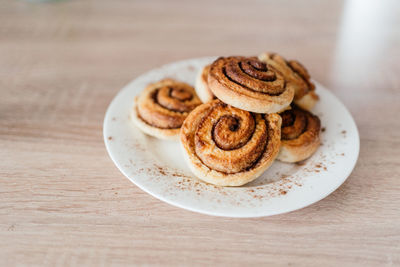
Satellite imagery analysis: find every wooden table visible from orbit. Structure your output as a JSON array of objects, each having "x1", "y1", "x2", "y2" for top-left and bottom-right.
[{"x1": 1, "y1": 0, "x2": 399, "y2": 265}]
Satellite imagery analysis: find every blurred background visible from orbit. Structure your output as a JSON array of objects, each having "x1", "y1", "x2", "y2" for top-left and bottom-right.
[{"x1": 1, "y1": 0, "x2": 399, "y2": 128}]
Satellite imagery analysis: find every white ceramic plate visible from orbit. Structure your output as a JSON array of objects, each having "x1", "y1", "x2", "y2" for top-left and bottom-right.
[{"x1": 103, "y1": 57, "x2": 359, "y2": 218}]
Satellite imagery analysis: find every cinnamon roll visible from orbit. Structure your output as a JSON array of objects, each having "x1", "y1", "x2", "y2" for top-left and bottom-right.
[
  {"x1": 180, "y1": 100, "x2": 282, "y2": 186},
  {"x1": 258, "y1": 52, "x2": 319, "y2": 111},
  {"x1": 132, "y1": 79, "x2": 202, "y2": 140},
  {"x1": 207, "y1": 56, "x2": 294, "y2": 113},
  {"x1": 277, "y1": 106, "x2": 321, "y2": 163},
  {"x1": 195, "y1": 65, "x2": 215, "y2": 103}
]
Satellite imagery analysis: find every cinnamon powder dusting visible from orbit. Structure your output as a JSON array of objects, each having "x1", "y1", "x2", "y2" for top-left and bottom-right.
[
  {"x1": 172, "y1": 173, "x2": 186, "y2": 178},
  {"x1": 128, "y1": 156, "x2": 318, "y2": 206},
  {"x1": 154, "y1": 164, "x2": 167, "y2": 175}
]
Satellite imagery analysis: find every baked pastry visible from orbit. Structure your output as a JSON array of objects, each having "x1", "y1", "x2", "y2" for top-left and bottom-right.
[
  {"x1": 258, "y1": 52, "x2": 319, "y2": 111},
  {"x1": 180, "y1": 100, "x2": 282, "y2": 186},
  {"x1": 195, "y1": 65, "x2": 215, "y2": 103},
  {"x1": 132, "y1": 79, "x2": 202, "y2": 140},
  {"x1": 207, "y1": 56, "x2": 294, "y2": 113},
  {"x1": 277, "y1": 106, "x2": 321, "y2": 162}
]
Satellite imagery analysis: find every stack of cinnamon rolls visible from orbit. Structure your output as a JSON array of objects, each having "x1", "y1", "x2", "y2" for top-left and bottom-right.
[{"x1": 132, "y1": 53, "x2": 321, "y2": 186}]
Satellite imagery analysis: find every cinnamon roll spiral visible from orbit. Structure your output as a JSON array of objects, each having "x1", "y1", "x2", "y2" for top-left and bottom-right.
[
  {"x1": 207, "y1": 56, "x2": 295, "y2": 113},
  {"x1": 180, "y1": 100, "x2": 282, "y2": 186},
  {"x1": 132, "y1": 79, "x2": 202, "y2": 140},
  {"x1": 195, "y1": 65, "x2": 215, "y2": 103},
  {"x1": 277, "y1": 106, "x2": 321, "y2": 162},
  {"x1": 258, "y1": 52, "x2": 319, "y2": 111}
]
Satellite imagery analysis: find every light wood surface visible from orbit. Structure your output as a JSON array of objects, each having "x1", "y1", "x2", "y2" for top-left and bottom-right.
[{"x1": 1, "y1": 0, "x2": 400, "y2": 266}]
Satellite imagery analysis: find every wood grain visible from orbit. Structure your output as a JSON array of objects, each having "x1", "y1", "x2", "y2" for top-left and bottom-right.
[{"x1": 1, "y1": 0, "x2": 399, "y2": 266}]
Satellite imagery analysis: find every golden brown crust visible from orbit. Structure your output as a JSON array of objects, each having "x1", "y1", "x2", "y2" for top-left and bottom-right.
[
  {"x1": 131, "y1": 99, "x2": 180, "y2": 140},
  {"x1": 294, "y1": 91, "x2": 319, "y2": 111},
  {"x1": 180, "y1": 99, "x2": 282, "y2": 186},
  {"x1": 195, "y1": 65, "x2": 215, "y2": 103},
  {"x1": 131, "y1": 79, "x2": 202, "y2": 140},
  {"x1": 207, "y1": 56, "x2": 294, "y2": 113},
  {"x1": 277, "y1": 106, "x2": 321, "y2": 162},
  {"x1": 258, "y1": 52, "x2": 319, "y2": 111}
]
